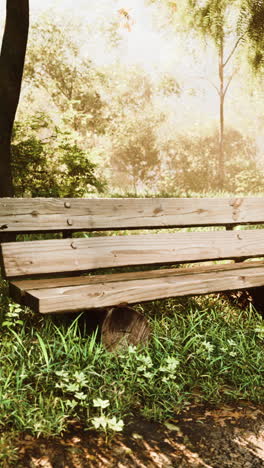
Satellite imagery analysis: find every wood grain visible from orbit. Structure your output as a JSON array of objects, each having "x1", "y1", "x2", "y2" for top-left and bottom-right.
[
  {"x1": 2, "y1": 229, "x2": 264, "y2": 278},
  {"x1": 101, "y1": 306, "x2": 150, "y2": 351},
  {"x1": 21, "y1": 262, "x2": 264, "y2": 313},
  {"x1": 0, "y1": 197, "x2": 264, "y2": 233},
  {"x1": 9, "y1": 261, "x2": 264, "y2": 304}
]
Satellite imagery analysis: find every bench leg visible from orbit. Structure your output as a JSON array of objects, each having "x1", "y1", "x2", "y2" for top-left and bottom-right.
[{"x1": 101, "y1": 305, "x2": 150, "y2": 352}]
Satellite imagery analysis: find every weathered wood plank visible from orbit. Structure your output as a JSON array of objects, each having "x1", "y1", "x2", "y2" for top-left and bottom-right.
[
  {"x1": 22, "y1": 262, "x2": 264, "y2": 313},
  {"x1": 0, "y1": 197, "x2": 264, "y2": 233},
  {"x1": 2, "y1": 230, "x2": 264, "y2": 278},
  {"x1": 9, "y1": 261, "x2": 264, "y2": 304}
]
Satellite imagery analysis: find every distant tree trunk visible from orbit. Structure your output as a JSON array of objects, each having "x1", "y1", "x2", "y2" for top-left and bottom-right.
[
  {"x1": 0, "y1": 0, "x2": 29, "y2": 197},
  {"x1": 218, "y1": 41, "x2": 225, "y2": 190}
]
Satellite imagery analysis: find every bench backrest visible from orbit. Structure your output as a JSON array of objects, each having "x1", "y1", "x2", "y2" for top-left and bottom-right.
[
  {"x1": 1, "y1": 197, "x2": 264, "y2": 279},
  {"x1": 1, "y1": 197, "x2": 264, "y2": 233}
]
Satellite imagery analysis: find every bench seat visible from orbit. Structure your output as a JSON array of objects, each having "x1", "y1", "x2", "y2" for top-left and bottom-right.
[{"x1": 9, "y1": 261, "x2": 264, "y2": 314}]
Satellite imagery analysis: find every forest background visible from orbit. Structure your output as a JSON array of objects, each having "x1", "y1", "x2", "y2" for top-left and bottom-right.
[{"x1": 1, "y1": 0, "x2": 264, "y2": 199}]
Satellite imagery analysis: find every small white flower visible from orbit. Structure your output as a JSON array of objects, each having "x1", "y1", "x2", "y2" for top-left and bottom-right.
[
  {"x1": 74, "y1": 392, "x2": 87, "y2": 400},
  {"x1": 73, "y1": 371, "x2": 87, "y2": 385},
  {"x1": 91, "y1": 416, "x2": 108, "y2": 430},
  {"x1": 227, "y1": 339, "x2": 236, "y2": 347},
  {"x1": 137, "y1": 355, "x2": 153, "y2": 368},
  {"x1": 108, "y1": 416, "x2": 124, "y2": 432},
  {"x1": 202, "y1": 341, "x2": 214, "y2": 353},
  {"x1": 93, "y1": 398, "x2": 110, "y2": 409},
  {"x1": 55, "y1": 370, "x2": 69, "y2": 378}
]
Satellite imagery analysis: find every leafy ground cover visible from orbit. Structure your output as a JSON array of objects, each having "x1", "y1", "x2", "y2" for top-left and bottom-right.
[{"x1": 0, "y1": 276, "x2": 263, "y2": 466}]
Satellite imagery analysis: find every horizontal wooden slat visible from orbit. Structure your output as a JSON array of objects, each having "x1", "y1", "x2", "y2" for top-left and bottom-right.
[
  {"x1": 20, "y1": 262, "x2": 264, "y2": 313},
  {"x1": 0, "y1": 197, "x2": 264, "y2": 233},
  {"x1": 9, "y1": 261, "x2": 262, "y2": 304},
  {"x1": 2, "y1": 230, "x2": 264, "y2": 278}
]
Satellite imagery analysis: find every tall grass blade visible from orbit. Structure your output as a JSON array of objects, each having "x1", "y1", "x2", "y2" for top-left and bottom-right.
[{"x1": 36, "y1": 333, "x2": 50, "y2": 368}]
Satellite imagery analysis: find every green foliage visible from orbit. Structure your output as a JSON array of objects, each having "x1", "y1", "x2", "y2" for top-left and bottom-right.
[
  {"x1": 238, "y1": 0, "x2": 264, "y2": 71},
  {"x1": 0, "y1": 269, "x2": 263, "y2": 442},
  {"x1": 165, "y1": 0, "x2": 264, "y2": 70},
  {"x1": 158, "y1": 127, "x2": 264, "y2": 194},
  {"x1": 110, "y1": 115, "x2": 160, "y2": 194},
  {"x1": 157, "y1": 72, "x2": 181, "y2": 97},
  {"x1": 185, "y1": 0, "x2": 229, "y2": 48},
  {"x1": 0, "y1": 434, "x2": 19, "y2": 468},
  {"x1": 108, "y1": 65, "x2": 155, "y2": 112},
  {"x1": 25, "y1": 19, "x2": 108, "y2": 136},
  {"x1": 95, "y1": 65, "x2": 163, "y2": 193},
  {"x1": 91, "y1": 398, "x2": 124, "y2": 435},
  {"x1": 11, "y1": 114, "x2": 105, "y2": 197},
  {"x1": 156, "y1": 0, "x2": 235, "y2": 47}
]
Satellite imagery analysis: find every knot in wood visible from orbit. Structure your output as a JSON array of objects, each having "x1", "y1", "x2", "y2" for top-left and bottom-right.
[
  {"x1": 153, "y1": 207, "x2": 162, "y2": 215},
  {"x1": 71, "y1": 241, "x2": 77, "y2": 249},
  {"x1": 0, "y1": 224, "x2": 8, "y2": 230},
  {"x1": 64, "y1": 201, "x2": 71, "y2": 208},
  {"x1": 67, "y1": 218, "x2": 73, "y2": 226},
  {"x1": 230, "y1": 198, "x2": 242, "y2": 222},
  {"x1": 230, "y1": 198, "x2": 242, "y2": 209},
  {"x1": 31, "y1": 211, "x2": 39, "y2": 217}
]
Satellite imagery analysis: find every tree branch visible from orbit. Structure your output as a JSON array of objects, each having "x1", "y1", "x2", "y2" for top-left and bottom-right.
[
  {"x1": 223, "y1": 69, "x2": 237, "y2": 98},
  {"x1": 223, "y1": 36, "x2": 244, "y2": 68},
  {"x1": 197, "y1": 76, "x2": 220, "y2": 95}
]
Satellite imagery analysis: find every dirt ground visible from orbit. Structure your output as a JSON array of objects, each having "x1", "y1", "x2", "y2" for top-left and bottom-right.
[{"x1": 16, "y1": 402, "x2": 264, "y2": 468}]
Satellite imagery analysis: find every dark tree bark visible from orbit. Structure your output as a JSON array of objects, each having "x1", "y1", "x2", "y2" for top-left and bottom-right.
[{"x1": 0, "y1": 0, "x2": 29, "y2": 197}]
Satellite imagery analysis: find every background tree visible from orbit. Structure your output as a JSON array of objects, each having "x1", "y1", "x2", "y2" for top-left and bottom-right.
[
  {"x1": 186, "y1": 0, "x2": 244, "y2": 189},
  {"x1": 158, "y1": 125, "x2": 261, "y2": 195},
  {"x1": 0, "y1": 0, "x2": 29, "y2": 197},
  {"x1": 103, "y1": 65, "x2": 163, "y2": 194},
  {"x1": 24, "y1": 19, "x2": 108, "y2": 140},
  {"x1": 110, "y1": 115, "x2": 160, "y2": 194},
  {"x1": 161, "y1": 0, "x2": 245, "y2": 188},
  {"x1": 11, "y1": 113, "x2": 105, "y2": 197},
  {"x1": 153, "y1": 0, "x2": 264, "y2": 189}
]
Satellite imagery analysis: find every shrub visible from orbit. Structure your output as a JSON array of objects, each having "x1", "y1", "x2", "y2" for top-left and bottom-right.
[{"x1": 11, "y1": 113, "x2": 106, "y2": 197}]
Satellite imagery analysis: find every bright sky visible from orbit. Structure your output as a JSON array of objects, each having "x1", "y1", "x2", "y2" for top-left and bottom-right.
[{"x1": 0, "y1": 0, "x2": 195, "y2": 74}]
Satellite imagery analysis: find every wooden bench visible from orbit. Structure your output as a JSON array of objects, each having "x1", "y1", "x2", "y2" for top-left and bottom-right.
[{"x1": 1, "y1": 197, "x2": 264, "y2": 315}]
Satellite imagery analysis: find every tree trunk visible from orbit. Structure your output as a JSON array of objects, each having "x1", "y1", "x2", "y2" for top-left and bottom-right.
[
  {"x1": 218, "y1": 42, "x2": 225, "y2": 190},
  {"x1": 101, "y1": 305, "x2": 151, "y2": 351},
  {"x1": 0, "y1": 0, "x2": 29, "y2": 197}
]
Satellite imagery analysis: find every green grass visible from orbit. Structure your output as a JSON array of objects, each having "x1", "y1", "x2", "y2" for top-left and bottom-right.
[{"x1": 0, "y1": 276, "x2": 263, "y2": 447}]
